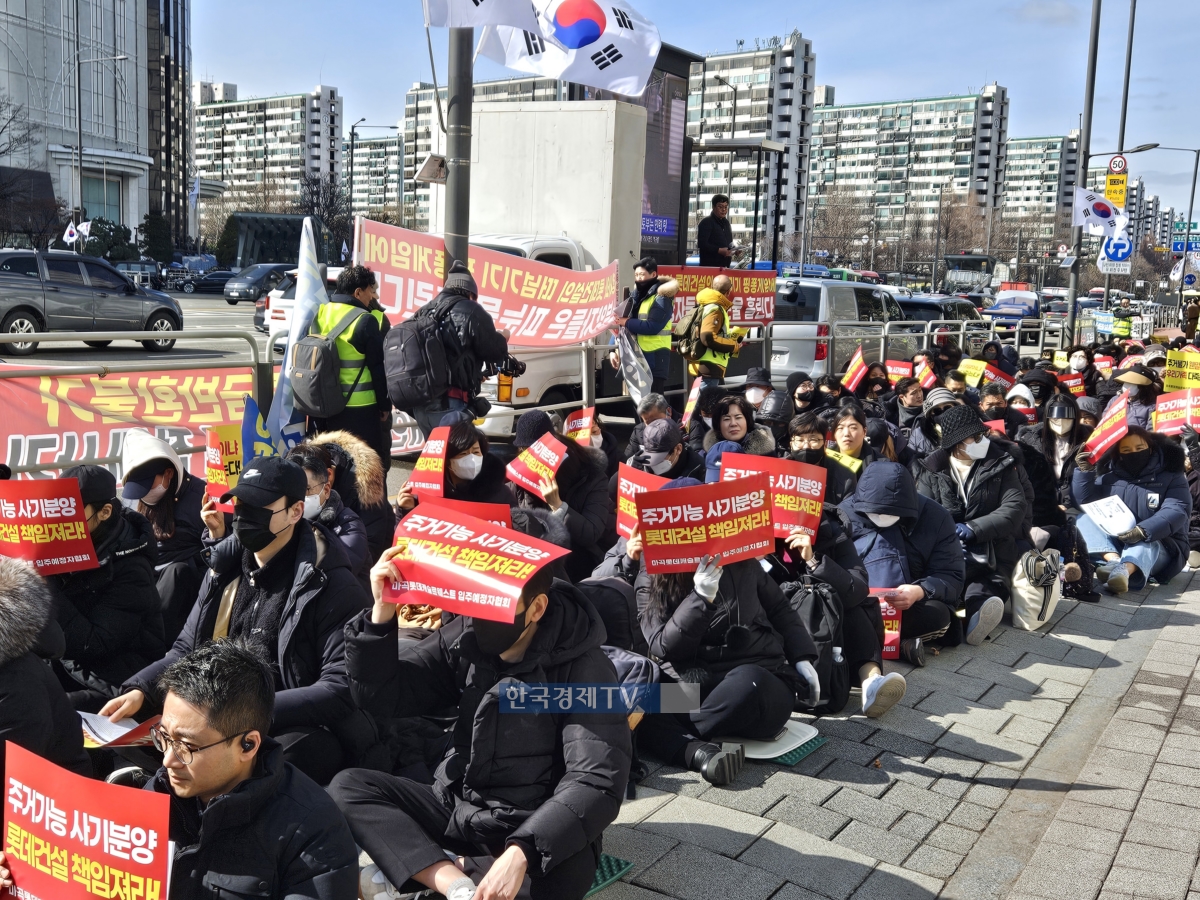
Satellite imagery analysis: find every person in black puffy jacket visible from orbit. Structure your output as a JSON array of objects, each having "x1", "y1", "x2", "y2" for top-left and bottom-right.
[
  {"x1": 286, "y1": 443, "x2": 371, "y2": 591},
  {"x1": 395, "y1": 421, "x2": 517, "y2": 514},
  {"x1": 330, "y1": 561, "x2": 630, "y2": 900},
  {"x1": 51, "y1": 465, "x2": 166, "y2": 711},
  {"x1": 1073, "y1": 428, "x2": 1192, "y2": 594},
  {"x1": 0, "y1": 557, "x2": 91, "y2": 777},
  {"x1": 510, "y1": 411, "x2": 616, "y2": 581},
  {"x1": 633, "y1": 479, "x2": 819, "y2": 787},
  {"x1": 310, "y1": 430, "x2": 397, "y2": 564},
  {"x1": 914, "y1": 406, "x2": 1028, "y2": 647},
  {"x1": 771, "y1": 506, "x2": 904, "y2": 719}
]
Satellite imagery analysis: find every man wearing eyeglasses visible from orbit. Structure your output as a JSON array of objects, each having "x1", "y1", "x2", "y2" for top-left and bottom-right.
[{"x1": 151, "y1": 640, "x2": 358, "y2": 899}]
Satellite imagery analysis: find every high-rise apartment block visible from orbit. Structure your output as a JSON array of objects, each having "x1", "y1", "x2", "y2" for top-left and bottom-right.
[{"x1": 1001, "y1": 131, "x2": 1079, "y2": 233}]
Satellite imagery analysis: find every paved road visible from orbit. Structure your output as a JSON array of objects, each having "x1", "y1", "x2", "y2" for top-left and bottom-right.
[{"x1": 0, "y1": 293, "x2": 273, "y2": 366}]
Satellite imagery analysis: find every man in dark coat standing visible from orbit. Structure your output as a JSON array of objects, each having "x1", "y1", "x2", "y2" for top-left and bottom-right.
[
  {"x1": 409, "y1": 260, "x2": 512, "y2": 438},
  {"x1": 697, "y1": 194, "x2": 734, "y2": 267},
  {"x1": 330, "y1": 555, "x2": 631, "y2": 900},
  {"x1": 145, "y1": 640, "x2": 359, "y2": 900},
  {"x1": 102, "y1": 457, "x2": 372, "y2": 785}
]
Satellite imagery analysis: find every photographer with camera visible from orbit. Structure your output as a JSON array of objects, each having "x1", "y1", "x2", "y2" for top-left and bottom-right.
[{"x1": 396, "y1": 260, "x2": 514, "y2": 438}]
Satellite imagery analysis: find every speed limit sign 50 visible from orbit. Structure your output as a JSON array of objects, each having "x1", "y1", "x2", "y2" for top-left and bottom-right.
[{"x1": 1109, "y1": 155, "x2": 1128, "y2": 175}]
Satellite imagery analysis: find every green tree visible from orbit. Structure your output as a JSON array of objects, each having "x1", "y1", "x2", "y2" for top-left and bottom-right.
[
  {"x1": 214, "y1": 214, "x2": 238, "y2": 267},
  {"x1": 82, "y1": 218, "x2": 138, "y2": 261},
  {"x1": 139, "y1": 212, "x2": 173, "y2": 262}
]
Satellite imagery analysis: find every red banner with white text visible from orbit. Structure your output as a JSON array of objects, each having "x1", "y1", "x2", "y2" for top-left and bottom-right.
[
  {"x1": 383, "y1": 507, "x2": 569, "y2": 621},
  {"x1": 616, "y1": 463, "x2": 669, "y2": 539},
  {"x1": 658, "y1": 267, "x2": 776, "y2": 327},
  {"x1": 1, "y1": 366, "x2": 253, "y2": 481},
  {"x1": 636, "y1": 474, "x2": 773, "y2": 574},
  {"x1": 3, "y1": 741, "x2": 170, "y2": 900},
  {"x1": 0, "y1": 479, "x2": 98, "y2": 575},
  {"x1": 719, "y1": 455, "x2": 825, "y2": 539},
  {"x1": 356, "y1": 218, "x2": 619, "y2": 347},
  {"x1": 506, "y1": 435, "x2": 568, "y2": 499}
]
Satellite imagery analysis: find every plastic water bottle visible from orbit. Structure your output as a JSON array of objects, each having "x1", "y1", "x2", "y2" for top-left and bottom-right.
[{"x1": 832, "y1": 646, "x2": 844, "y2": 664}]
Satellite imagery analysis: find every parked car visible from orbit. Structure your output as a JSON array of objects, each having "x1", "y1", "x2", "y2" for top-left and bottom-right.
[
  {"x1": 222, "y1": 263, "x2": 293, "y2": 305},
  {"x1": 114, "y1": 260, "x2": 164, "y2": 290},
  {"x1": 259, "y1": 267, "x2": 342, "y2": 351},
  {"x1": 0, "y1": 250, "x2": 183, "y2": 355},
  {"x1": 181, "y1": 270, "x2": 235, "y2": 294},
  {"x1": 898, "y1": 296, "x2": 987, "y2": 357},
  {"x1": 771, "y1": 277, "x2": 914, "y2": 380}
]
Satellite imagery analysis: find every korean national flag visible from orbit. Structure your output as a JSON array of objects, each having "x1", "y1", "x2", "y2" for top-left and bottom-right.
[
  {"x1": 1072, "y1": 187, "x2": 1129, "y2": 239},
  {"x1": 477, "y1": 0, "x2": 662, "y2": 97},
  {"x1": 422, "y1": 0, "x2": 538, "y2": 30}
]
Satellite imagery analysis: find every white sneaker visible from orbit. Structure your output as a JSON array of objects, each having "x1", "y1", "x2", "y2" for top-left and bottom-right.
[
  {"x1": 966, "y1": 596, "x2": 1004, "y2": 646},
  {"x1": 862, "y1": 672, "x2": 907, "y2": 718},
  {"x1": 445, "y1": 879, "x2": 476, "y2": 900},
  {"x1": 359, "y1": 864, "x2": 405, "y2": 900}
]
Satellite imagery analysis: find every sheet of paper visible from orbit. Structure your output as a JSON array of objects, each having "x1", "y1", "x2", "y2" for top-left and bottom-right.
[
  {"x1": 79, "y1": 712, "x2": 160, "y2": 748},
  {"x1": 1080, "y1": 496, "x2": 1137, "y2": 537}
]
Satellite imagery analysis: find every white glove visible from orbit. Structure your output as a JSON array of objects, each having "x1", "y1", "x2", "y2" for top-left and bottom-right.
[
  {"x1": 693, "y1": 554, "x2": 723, "y2": 603},
  {"x1": 796, "y1": 660, "x2": 821, "y2": 706}
]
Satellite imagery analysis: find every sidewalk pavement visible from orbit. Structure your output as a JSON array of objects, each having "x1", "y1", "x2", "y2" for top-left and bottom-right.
[{"x1": 602, "y1": 570, "x2": 1200, "y2": 900}]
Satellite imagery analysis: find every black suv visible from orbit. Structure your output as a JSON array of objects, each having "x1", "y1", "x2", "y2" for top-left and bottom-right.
[{"x1": 0, "y1": 250, "x2": 184, "y2": 355}]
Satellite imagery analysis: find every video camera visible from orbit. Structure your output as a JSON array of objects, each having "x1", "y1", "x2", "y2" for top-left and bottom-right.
[{"x1": 485, "y1": 355, "x2": 527, "y2": 379}]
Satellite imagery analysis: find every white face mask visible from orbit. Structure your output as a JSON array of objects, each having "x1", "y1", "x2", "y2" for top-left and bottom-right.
[
  {"x1": 866, "y1": 513, "x2": 900, "y2": 528},
  {"x1": 302, "y1": 492, "x2": 323, "y2": 520},
  {"x1": 590, "y1": 433, "x2": 605, "y2": 450},
  {"x1": 646, "y1": 450, "x2": 674, "y2": 475},
  {"x1": 142, "y1": 483, "x2": 168, "y2": 506},
  {"x1": 451, "y1": 454, "x2": 483, "y2": 481},
  {"x1": 701, "y1": 415, "x2": 712, "y2": 429},
  {"x1": 746, "y1": 388, "x2": 768, "y2": 405},
  {"x1": 1049, "y1": 418, "x2": 1074, "y2": 436},
  {"x1": 1070, "y1": 355, "x2": 1088, "y2": 372},
  {"x1": 963, "y1": 436, "x2": 990, "y2": 460}
]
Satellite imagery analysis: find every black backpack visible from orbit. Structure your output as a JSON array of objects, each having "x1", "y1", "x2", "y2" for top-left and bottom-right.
[
  {"x1": 383, "y1": 295, "x2": 465, "y2": 411},
  {"x1": 289, "y1": 306, "x2": 368, "y2": 418},
  {"x1": 577, "y1": 577, "x2": 649, "y2": 656},
  {"x1": 782, "y1": 576, "x2": 850, "y2": 715}
]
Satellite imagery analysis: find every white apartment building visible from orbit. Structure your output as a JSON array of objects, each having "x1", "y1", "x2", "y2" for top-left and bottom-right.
[
  {"x1": 1001, "y1": 131, "x2": 1079, "y2": 234},
  {"x1": 344, "y1": 132, "x2": 403, "y2": 215},
  {"x1": 192, "y1": 82, "x2": 343, "y2": 204},
  {"x1": 1155, "y1": 206, "x2": 1177, "y2": 248},
  {"x1": 810, "y1": 83, "x2": 1010, "y2": 234},
  {"x1": 686, "y1": 32, "x2": 815, "y2": 256}
]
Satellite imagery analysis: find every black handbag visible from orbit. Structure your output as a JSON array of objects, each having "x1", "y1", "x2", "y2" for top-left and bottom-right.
[{"x1": 781, "y1": 577, "x2": 851, "y2": 715}]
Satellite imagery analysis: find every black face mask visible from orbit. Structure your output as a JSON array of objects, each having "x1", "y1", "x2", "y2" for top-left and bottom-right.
[
  {"x1": 233, "y1": 503, "x2": 286, "y2": 553},
  {"x1": 1119, "y1": 448, "x2": 1152, "y2": 476},
  {"x1": 473, "y1": 607, "x2": 528, "y2": 655},
  {"x1": 794, "y1": 391, "x2": 813, "y2": 406},
  {"x1": 792, "y1": 447, "x2": 826, "y2": 467}
]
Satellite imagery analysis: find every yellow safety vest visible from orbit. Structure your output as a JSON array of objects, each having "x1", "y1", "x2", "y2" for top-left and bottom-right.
[
  {"x1": 312, "y1": 302, "x2": 383, "y2": 408},
  {"x1": 1112, "y1": 311, "x2": 1132, "y2": 338},
  {"x1": 635, "y1": 293, "x2": 672, "y2": 354},
  {"x1": 694, "y1": 302, "x2": 732, "y2": 369}
]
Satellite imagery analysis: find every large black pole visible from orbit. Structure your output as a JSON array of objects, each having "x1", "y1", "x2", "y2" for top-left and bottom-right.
[
  {"x1": 1104, "y1": 0, "x2": 1137, "y2": 303},
  {"x1": 445, "y1": 27, "x2": 473, "y2": 265},
  {"x1": 1067, "y1": 0, "x2": 1103, "y2": 344}
]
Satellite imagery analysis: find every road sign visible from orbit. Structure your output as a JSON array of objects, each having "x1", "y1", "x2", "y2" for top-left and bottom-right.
[
  {"x1": 1058, "y1": 243, "x2": 1069, "y2": 253},
  {"x1": 1108, "y1": 155, "x2": 1128, "y2": 174},
  {"x1": 1098, "y1": 257, "x2": 1132, "y2": 275},
  {"x1": 1103, "y1": 235, "x2": 1134, "y2": 263},
  {"x1": 1105, "y1": 174, "x2": 1128, "y2": 207},
  {"x1": 1173, "y1": 222, "x2": 1200, "y2": 233},
  {"x1": 1187, "y1": 274, "x2": 1198, "y2": 287},
  {"x1": 1173, "y1": 241, "x2": 1200, "y2": 253}
]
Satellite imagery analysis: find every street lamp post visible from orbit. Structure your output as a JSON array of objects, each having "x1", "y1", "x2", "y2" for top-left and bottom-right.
[
  {"x1": 1104, "y1": 0, "x2": 1139, "y2": 302},
  {"x1": 348, "y1": 123, "x2": 400, "y2": 215},
  {"x1": 72, "y1": 33, "x2": 128, "y2": 224},
  {"x1": 348, "y1": 117, "x2": 366, "y2": 210},
  {"x1": 1066, "y1": 0, "x2": 1103, "y2": 345},
  {"x1": 1153, "y1": 147, "x2": 1200, "y2": 309},
  {"x1": 714, "y1": 75, "x2": 741, "y2": 205}
]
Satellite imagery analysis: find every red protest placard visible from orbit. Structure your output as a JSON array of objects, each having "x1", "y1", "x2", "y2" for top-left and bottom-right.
[
  {"x1": 1118, "y1": 354, "x2": 1143, "y2": 370},
  {"x1": 407, "y1": 426, "x2": 450, "y2": 498},
  {"x1": 719, "y1": 455, "x2": 825, "y2": 538},
  {"x1": 616, "y1": 463, "x2": 669, "y2": 539},
  {"x1": 1185, "y1": 346, "x2": 1200, "y2": 355},
  {"x1": 418, "y1": 497, "x2": 513, "y2": 528},
  {"x1": 1094, "y1": 355, "x2": 1115, "y2": 376},
  {"x1": 1153, "y1": 390, "x2": 1200, "y2": 436},
  {"x1": 885, "y1": 360, "x2": 913, "y2": 385},
  {"x1": 841, "y1": 345, "x2": 868, "y2": 392},
  {"x1": 383, "y1": 507, "x2": 569, "y2": 621},
  {"x1": 204, "y1": 424, "x2": 242, "y2": 514},
  {"x1": 3, "y1": 741, "x2": 170, "y2": 900},
  {"x1": 564, "y1": 407, "x2": 595, "y2": 442},
  {"x1": 636, "y1": 474, "x2": 773, "y2": 574},
  {"x1": 980, "y1": 364, "x2": 1015, "y2": 391},
  {"x1": 1057, "y1": 373, "x2": 1085, "y2": 397},
  {"x1": 1017, "y1": 406, "x2": 1038, "y2": 424},
  {"x1": 983, "y1": 419, "x2": 1007, "y2": 434},
  {"x1": 680, "y1": 377, "x2": 704, "y2": 429},
  {"x1": 0, "y1": 479, "x2": 98, "y2": 575},
  {"x1": 660, "y1": 267, "x2": 776, "y2": 327},
  {"x1": 506, "y1": 434, "x2": 568, "y2": 499},
  {"x1": 914, "y1": 358, "x2": 938, "y2": 389},
  {"x1": 1084, "y1": 394, "x2": 1129, "y2": 461},
  {"x1": 870, "y1": 589, "x2": 902, "y2": 660}
]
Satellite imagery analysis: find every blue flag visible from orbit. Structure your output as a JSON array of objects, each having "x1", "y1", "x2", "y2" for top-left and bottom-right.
[
  {"x1": 266, "y1": 217, "x2": 325, "y2": 452},
  {"x1": 241, "y1": 395, "x2": 277, "y2": 463}
]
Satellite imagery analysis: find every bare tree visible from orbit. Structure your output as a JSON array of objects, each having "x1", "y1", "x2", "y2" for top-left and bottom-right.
[
  {"x1": 296, "y1": 172, "x2": 351, "y2": 252},
  {"x1": 807, "y1": 185, "x2": 873, "y2": 266}
]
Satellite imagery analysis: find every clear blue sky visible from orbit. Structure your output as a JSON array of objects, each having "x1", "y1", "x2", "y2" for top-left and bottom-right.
[{"x1": 195, "y1": 0, "x2": 1200, "y2": 216}]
